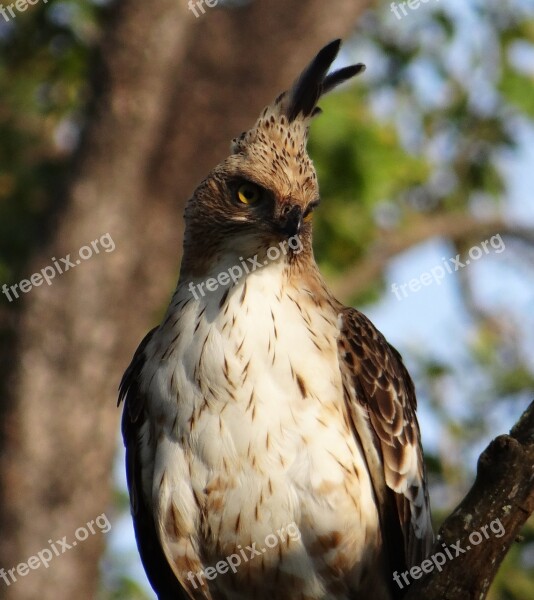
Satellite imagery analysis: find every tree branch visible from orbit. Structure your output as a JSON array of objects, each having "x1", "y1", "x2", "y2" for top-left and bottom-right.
[
  {"x1": 329, "y1": 212, "x2": 534, "y2": 302},
  {"x1": 404, "y1": 401, "x2": 534, "y2": 600}
]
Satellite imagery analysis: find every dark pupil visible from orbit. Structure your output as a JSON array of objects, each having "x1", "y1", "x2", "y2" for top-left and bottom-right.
[{"x1": 244, "y1": 189, "x2": 254, "y2": 199}]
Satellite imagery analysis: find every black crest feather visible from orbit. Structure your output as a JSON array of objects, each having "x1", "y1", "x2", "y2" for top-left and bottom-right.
[{"x1": 286, "y1": 39, "x2": 365, "y2": 122}]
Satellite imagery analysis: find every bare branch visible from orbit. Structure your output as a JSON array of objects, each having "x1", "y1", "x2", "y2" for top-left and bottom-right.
[
  {"x1": 404, "y1": 401, "x2": 534, "y2": 600},
  {"x1": 329, "y1": 212, "x2": 534, "y2": 302}
]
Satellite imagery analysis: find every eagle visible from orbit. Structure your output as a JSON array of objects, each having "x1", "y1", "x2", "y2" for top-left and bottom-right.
[{"x1": 119, "y1": 39, "x2": 433, "y2": 600}]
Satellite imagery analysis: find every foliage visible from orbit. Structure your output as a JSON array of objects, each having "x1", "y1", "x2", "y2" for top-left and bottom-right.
[{"x1": 0, "y1": 0, "x2": 103, "y2": 285}]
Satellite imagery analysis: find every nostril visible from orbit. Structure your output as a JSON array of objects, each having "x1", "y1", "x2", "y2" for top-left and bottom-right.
[{"x1": 281, "y1": 204, "x2": 292, "y2": 216}]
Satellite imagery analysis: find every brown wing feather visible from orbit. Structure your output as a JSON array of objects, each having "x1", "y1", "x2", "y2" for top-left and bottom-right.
[
  {"x1": 119, "y1": 327, "x2": 190, "y2": 600},
  {"x1": 337, "y1": 307, "x2": 433, "y2": 584}
]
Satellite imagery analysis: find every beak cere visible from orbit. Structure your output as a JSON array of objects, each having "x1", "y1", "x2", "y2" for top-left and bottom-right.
[{"x1": 277, "y1": 204, "x2": 303, "y2": 237}]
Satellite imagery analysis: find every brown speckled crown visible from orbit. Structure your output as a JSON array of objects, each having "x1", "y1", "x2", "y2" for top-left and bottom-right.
[{"x1": 231, "y1": 39, "x2": 365, "y2": 157}]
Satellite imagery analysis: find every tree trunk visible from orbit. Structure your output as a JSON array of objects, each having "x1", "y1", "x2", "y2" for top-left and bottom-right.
[{"x1": 0, "y1": 1, "x2": 370, "y2": 598}]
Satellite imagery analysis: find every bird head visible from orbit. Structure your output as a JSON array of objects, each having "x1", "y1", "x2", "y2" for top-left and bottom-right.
[{"x1": 181, "y1": 39, "x2": 365, "y2": 277}]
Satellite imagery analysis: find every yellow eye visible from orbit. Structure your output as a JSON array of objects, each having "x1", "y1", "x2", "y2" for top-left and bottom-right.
[
  {"x1": 237, "y1": 183, "x2": 261, "y2": 205},
  {"x1": 303, "y1": 211, "x2": 313, "y2": 223}
]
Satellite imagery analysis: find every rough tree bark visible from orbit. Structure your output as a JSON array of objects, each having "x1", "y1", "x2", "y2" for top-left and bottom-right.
[{"x1": 0, "y1": 1, "x2": 371, "y2": 599}]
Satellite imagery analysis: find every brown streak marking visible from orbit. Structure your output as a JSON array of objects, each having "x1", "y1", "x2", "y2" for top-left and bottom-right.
[
  {"x1": 170, "y1": 504, "x2": 181, "y2": 538},
  {"x1": 161, "y1": 312, "x2": 173, "y2": 329},
  {"x1": 198, "y1": 334, "x2": 209, "y2": 369},
  {"x1": 162, "y1": 330, "x2": 181, "y2": 360},
  {"x1": 287, "y1": 295, "x2": 300, "y2": 310},
  {"x1": 147, "y1": 369, "x2": 158, "y2": 392},
  {"x1": 192, "y1": 488, "x2": 204, "y2": 512},
  {"x1": 240, "y1": 280, "x2": 248, "y2": 304},
  {"x1": 316, "y1": 416, "x2": 329, "y2": 428},
  {"x1": 312, "y1": 339, "x2": 322, "y2": 352},
  {"x1": 320, "y1": 312, "x2": 332, "y2": 325},
  {"x1": 188, "y1": 411, "x2": 196, "y2": 429},
  {"x1": 327, "y1": 450, "x2": 352, "y2": 475},
  {"x1": 344, "y1": 480, "x2": 359, "y2": 510},
  {"x1": 296, "y1": 374, "x2": 307, "y2": 398},
  {"x1": 246, "y1": 389, "x2": 255, "y2": 412},
  {"x1": 219, "y1": 287, "x2": 230, "y2": 309}
]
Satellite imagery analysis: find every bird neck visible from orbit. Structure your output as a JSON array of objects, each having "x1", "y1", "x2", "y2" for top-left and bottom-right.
[{"x1": 176, "y1": 242, "x2": 333, "y2": 310}]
